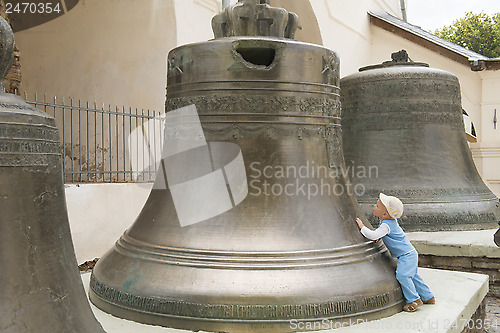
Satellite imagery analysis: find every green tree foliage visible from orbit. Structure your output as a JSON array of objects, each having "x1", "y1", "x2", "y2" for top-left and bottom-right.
[{"x1": 434, "y1": 12, "x2": 500, "y2": 58}]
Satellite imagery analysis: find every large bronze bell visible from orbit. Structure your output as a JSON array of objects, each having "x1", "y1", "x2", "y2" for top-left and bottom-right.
[
  {"x1": 0, "y1": 18, "x2": 105, "y2": 333},
  {"x1": 341, "y1": 50, "x2": 500, "y2": 232},
  {"x1": 90, "y1": 1, "x2": 404, "y2": 331}
]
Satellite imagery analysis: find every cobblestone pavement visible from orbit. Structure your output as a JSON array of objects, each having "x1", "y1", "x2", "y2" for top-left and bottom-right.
[{"x1": 486, "y1": 297, "x2": 500, "y2": 333}]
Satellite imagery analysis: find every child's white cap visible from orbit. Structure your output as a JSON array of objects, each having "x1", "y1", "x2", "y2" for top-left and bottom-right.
[{"x1": 379, "y1": 193, "x2": 404, "y2": 218}]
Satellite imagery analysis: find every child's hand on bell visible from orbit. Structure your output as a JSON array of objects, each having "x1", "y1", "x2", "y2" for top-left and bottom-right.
[{"x1": 355, "y1": 218, "x2": 364, "y2": 229}]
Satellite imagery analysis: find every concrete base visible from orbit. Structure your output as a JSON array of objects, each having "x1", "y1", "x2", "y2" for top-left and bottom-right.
[
  {"x1": 82, "y1": 268, "x2": 490, "y2": 333},
  {"x1": 407, "y1": 229, "x2": 499, "y2": 259},
  {"x1": 407, "y1": 229, "x2": 500, "y2": 298}
]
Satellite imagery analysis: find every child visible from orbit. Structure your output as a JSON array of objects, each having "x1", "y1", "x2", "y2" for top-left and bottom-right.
[{"x1": 355, "y1": 193, "x2": 435, "y2": 312}]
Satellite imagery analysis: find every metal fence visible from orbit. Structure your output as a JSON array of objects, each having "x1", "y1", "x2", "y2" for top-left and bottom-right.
[{"x1": 24, "y1": 93, "x2": 164, "y2": 183}]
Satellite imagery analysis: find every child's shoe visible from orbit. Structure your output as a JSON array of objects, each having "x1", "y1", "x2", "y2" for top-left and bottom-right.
[
  {"x1": 403, "y1": 299, "x2": 423, "y2": 312},
  {"x1": 423, "y1": 297, "x2": 436, "y2": 304}
]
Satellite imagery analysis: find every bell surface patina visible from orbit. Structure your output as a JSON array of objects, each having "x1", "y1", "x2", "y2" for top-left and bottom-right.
[
  {"x1": 0, "y1": 17, "x2": 105, "y2": 333},
  {"x1": 341, "y1": 50, "x2": 500, "y2": 232},
  {"x1": 90, "y1": 2, "x2": 404, "y2": 331},
  {"x1": 495, "y1": 224, "x2": 500, "y2": 246}
]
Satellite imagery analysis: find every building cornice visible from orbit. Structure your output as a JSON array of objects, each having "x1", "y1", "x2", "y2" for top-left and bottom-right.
[{"x1": 470, "y1": 146, "x2": 500, "y2": 158}]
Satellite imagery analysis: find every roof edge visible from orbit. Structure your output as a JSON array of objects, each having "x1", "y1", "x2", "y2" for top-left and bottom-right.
[{"x1": 369, "y1": 11, "x2": 500, "y2": 72}]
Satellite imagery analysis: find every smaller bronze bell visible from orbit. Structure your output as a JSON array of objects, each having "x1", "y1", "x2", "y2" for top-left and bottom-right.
[
  {"x1": 0, "y1": 17, "x2": 105, "y2": 333},
  {"x1": 341, "y1": 50, "x2": 500, "y2": 232}
]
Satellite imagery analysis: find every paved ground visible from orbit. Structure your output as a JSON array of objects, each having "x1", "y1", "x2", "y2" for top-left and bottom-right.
[{"x1": 486, "y1": 297, "x2": 500, "y2": 333}]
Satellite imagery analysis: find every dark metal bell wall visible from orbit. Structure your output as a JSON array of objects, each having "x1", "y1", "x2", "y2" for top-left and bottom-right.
[
  {"x1": 341, "y1": 63, "x2": 500, "y2": 232},
  {"x1": 0, "y1": 16, "x2": 105, "y2": 333}
]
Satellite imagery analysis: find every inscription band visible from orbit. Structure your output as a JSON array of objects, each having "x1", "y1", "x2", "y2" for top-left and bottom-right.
[{"x1": 90, "y1": 274, "x2": 402, "y2": 321}]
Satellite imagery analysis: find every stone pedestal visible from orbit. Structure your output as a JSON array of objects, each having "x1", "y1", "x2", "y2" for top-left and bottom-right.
[{"x1": 407, "y1": 229, "x2": 500, "y2": 297}]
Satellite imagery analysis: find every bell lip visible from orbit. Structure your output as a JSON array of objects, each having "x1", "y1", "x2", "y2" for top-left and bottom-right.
[
  {"x1": 355, "y1": 200, "x2": 500, "y2": 232},
  {"x1": 89, "y1": 287, "x2": 404, "y2": 332},
  {"x1": 89, "y1": 266, "x2": 405, "y2": 331}
]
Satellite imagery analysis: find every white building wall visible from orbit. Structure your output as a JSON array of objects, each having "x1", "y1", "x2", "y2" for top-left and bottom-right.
[
  {"x1": 478, "y1": 71, "x2": 500, "y2": 145},
  {"x1": 310, "y1": 0, "x2": 403, "y2": 76},
  {"x1": 173, "y1": 0, "x2": 222, "y2": 46},
  {"x1": 65, "y1": 183, "x2": 152, "y2": 263},
  {"x1": 470, "y1": 71, "x2": 500, "y2": 196},
  {"x1": 14, "y1": 0, "x2": 177, "y2": 112}
]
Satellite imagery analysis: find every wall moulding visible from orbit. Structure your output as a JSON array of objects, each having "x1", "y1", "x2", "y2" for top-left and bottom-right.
[
  {"x1": 194, "y1": 0, "x2": 220, "y2": 12},
  {"x1": 470, "y1": 146, "x2": 500, "y2": 158}
]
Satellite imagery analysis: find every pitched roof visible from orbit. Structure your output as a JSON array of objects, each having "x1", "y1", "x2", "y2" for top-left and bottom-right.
[{"x1": 369, "y1": 11, "x2": 500, "y2": 71}]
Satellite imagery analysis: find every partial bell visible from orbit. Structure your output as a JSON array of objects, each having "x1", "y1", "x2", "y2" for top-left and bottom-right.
[{"x1": 0, "y1": 17, "x2": 105, "y2": 333}]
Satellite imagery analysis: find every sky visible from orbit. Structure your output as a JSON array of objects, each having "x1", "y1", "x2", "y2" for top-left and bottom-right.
[{"x1": 406, "y1": 0, "x2": 500, "y2": 32}]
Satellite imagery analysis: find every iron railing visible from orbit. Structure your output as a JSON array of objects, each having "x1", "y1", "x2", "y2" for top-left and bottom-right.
[{"x1": 24, "y1": 93, "x2": 164, "y2": 183}]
